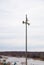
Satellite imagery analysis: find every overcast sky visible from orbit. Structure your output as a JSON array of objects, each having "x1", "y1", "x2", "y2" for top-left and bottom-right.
[{"x1": 0, "y1": 0, "x2": 44, "y2": 51}]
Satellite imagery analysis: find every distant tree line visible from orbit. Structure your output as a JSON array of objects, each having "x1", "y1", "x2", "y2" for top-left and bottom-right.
[{"x1": 0, "y1": 51, "x2": 44, "y2": 60}]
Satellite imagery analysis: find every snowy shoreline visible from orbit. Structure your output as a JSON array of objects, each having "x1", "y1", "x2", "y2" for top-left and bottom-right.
[{"x1": 0, "y1": 56, "x2": 44, "y2": 65}]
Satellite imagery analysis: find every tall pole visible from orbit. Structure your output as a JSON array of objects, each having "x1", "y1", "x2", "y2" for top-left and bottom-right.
[
  {"x1": 22, "y1": 14, "x2": 30, "y2": 65},
  {"x1": 26, "y1": 15, "x2": 27, "y2": 65}
]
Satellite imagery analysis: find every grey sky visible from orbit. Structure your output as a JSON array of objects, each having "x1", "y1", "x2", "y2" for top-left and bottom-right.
[{"x1": 0, "y1": 0, "x2": 44, "y2": 51}]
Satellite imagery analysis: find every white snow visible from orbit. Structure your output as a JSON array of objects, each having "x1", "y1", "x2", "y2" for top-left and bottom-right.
[{"x1": 0, "y1": 56, "x2": 44, "y2": 65}]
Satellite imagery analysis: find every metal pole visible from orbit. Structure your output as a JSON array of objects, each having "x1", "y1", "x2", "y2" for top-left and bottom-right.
[
  {"x1": 22, "y1": 14, "x2": 30, "y2": 65},
  {"x1": 26, "y1": 15, "x2": 27, "y2": 65}
]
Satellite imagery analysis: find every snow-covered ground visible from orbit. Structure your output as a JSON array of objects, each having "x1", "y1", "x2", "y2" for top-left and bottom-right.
[{"x1": 0, "y1": 56, "x2": 44, "y2": 65}]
